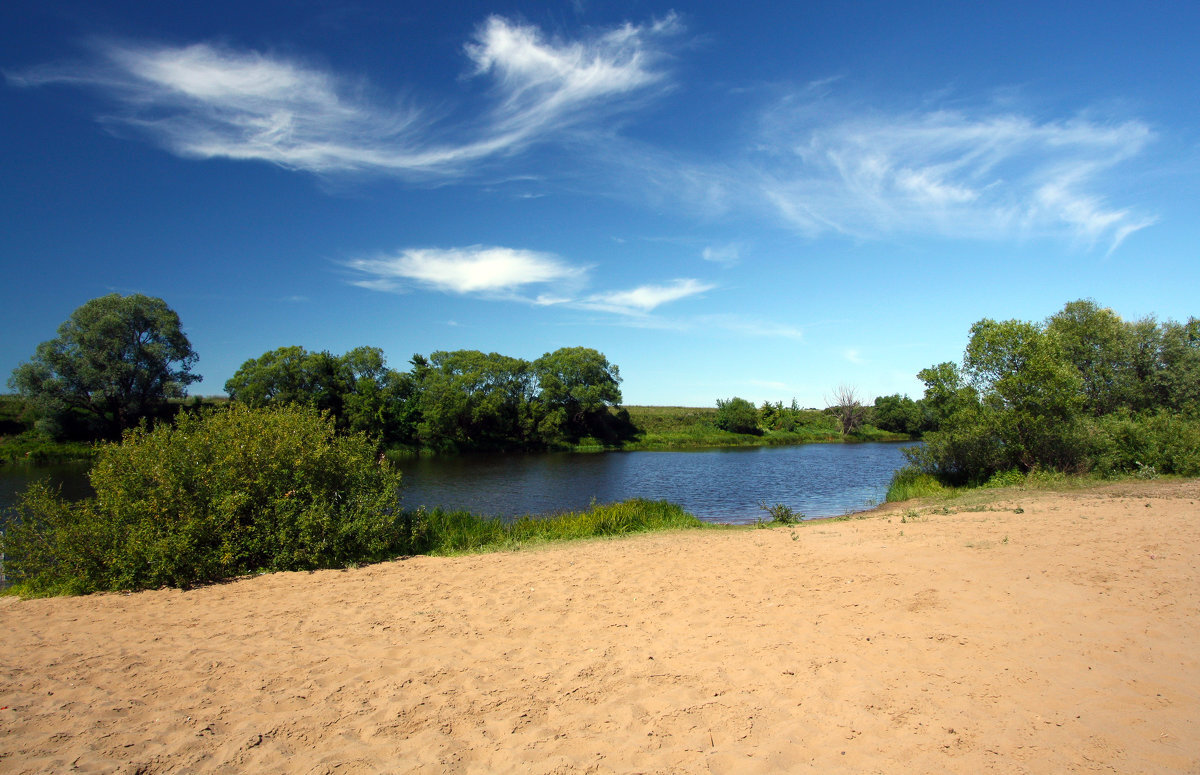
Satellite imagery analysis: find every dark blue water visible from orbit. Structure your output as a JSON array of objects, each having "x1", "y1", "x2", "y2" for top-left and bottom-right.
[
  {"x1": 397, "y1": 442, "x2": 915, "y2": 524},
  {"x1": 0, "y1": 443, "x2": 915, "y2": 526}
]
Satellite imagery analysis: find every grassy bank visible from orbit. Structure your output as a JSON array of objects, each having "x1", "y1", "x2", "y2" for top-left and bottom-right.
[
  {"x1": 417, "y1": 498, "x2": 709, "y2": 555},
  {"x1": 882, "y1": 464, "x2": 1178, "y2": 505},
  {"x1": 617, "y1": 405, "x2": 908, "y2": 450}
]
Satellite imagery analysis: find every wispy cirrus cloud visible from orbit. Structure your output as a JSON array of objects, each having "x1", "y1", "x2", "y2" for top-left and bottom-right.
[
  {"x1": 580, "y1": 278, "x2": 715, "y2": 315},
  {"x1": 345, "y1": 246, "x2": 585, "y2": 300},
  {"x1": 701, "y1": 243, "x2": 741, "y2": 266},
  {"x1": 753, "y1": 99, "x2": 1158, "y2": 252},
  {"x1": 9, "y1": 14, "x2": 679, "y2": 176}
]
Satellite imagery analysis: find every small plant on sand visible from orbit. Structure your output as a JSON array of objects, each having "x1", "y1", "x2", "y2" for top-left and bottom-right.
[{"x1": 758, "y1": 501, "x2": 801, "y2": 525}]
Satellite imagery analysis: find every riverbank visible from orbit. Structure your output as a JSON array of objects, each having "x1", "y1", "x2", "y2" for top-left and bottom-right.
[{"x1": 2, "y1": 479, "x2": 1196, "y2": 773}]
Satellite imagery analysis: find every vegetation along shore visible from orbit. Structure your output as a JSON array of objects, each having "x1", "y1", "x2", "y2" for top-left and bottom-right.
[{"x1": 2, "y1": 294, "x2": 1198, "y2": 598}]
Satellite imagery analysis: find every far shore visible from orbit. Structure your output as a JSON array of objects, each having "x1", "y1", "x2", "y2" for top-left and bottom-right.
[{"x1": 2, "y1": 479, "x2": 1197, "y2": 773}]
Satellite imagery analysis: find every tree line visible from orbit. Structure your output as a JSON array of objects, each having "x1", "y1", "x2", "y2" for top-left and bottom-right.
[
  {"x1": 904, "y1": 299, "x2": 1200, "y2": 484},
  {"x1": 224, "y1": 344, "x2": 632, "y2": 451},
  {"x1": 6, "y1": 293, "x2": 631, "y2": 452}
]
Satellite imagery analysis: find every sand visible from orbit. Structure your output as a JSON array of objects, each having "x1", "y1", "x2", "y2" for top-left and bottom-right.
[{"x1": 1, "y1": 479, "x2": 1198, "y2": 774}]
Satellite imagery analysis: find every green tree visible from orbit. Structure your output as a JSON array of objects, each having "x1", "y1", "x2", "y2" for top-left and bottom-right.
[
  {"x1": 872, "y1": 394, "x2": 924, "y2": 435},
  {"x1": 225, "y1": 346, "x2": 418, "y2": 445},
  {"x1": 1045, "y1": 300, "x2": 1132, "y2": 415},
  {"x1": 9, "y1": 294, "x2": 199, "y2": 439},
  {"x1": 963, "y1": 318, "x2": 1084, "y2": 471},
  {"x1": 416, "y1": 350, "x2": 536, "y2": 450},
  {"x1": 532, "y1": 347, "x2": 624, "y2": 443}
]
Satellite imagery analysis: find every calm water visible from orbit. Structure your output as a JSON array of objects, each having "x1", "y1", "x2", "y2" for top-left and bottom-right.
[
  {"x1": 0, "y1": 443, "x2": 915, "y2": 526},
  {"x1": 397, "y1": 442, "x2": 915, "y2": 524}
]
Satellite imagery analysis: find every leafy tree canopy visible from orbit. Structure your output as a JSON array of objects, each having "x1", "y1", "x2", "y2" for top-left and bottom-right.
[{"x1": 9, "y1": 294, "x2": 199, "y2": 439}]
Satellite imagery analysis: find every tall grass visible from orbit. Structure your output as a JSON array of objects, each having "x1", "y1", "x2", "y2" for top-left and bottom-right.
[
  {"x1": 885, "y1": 466, "x2": 951, "y2": 502},
  {"x1": 418, "y1": 498, "x2": 704, "y2": 555}
]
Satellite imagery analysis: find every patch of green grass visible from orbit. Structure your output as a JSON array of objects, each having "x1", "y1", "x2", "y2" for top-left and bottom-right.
[
  {"x1": 418, "y1": 498, "x2": 706, "y2": 555},
  {"x1": 885, "y1": 467, "x2": 952, "y2": 502},
  {"x1": 0, "y1": 431, "x2": 96, "y2": 465}
]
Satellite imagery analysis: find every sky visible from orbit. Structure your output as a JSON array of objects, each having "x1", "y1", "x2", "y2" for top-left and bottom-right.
[{"x1": 3, "y1": 1, "x2": 1198, "y2": 407}]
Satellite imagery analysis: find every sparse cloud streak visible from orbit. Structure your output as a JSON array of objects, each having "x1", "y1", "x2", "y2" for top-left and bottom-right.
[{"x1": 581, "y1": 278, "x2": 715, "y2": 315}]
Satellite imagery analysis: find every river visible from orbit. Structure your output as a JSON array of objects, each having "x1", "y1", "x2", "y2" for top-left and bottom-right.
[{"x1": 0, "y1": 442, "x2": 915, "y2": 526}]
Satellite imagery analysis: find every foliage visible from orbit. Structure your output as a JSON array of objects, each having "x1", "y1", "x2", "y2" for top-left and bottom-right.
[
  {"x1": 714, "y1": 397, "x2": 760, "y2": 434},
  {"x1": 758, "y1": 501, "x2": 801, "y2": 524},
  {"x1": 872, "y1": 394, "x2": 926, "y2": 435},
  {"x1": 415, "y1": 350, "x2": 537, "y2": 450},
  {"x1": 225, "y1": 346, "x2": 419, "y2": 446},
  {"x1": 909, "y1": 299, "x2": 1200, "y2": 486},
  {"x1": 0, "y1": 431, "x2": 96, "y2": 465},
  {"x1": 1, "y1": 404, "x2": 406, "y2": 594},
  {"x1": 1086, "y1": 410, "x2": 1200, "y2": 477},
  {"x1": 884, "y1": 467, "x2": 951, "y2": 502},
  {"x1": 226, "y1": 345, "x2": 631, "y2": 453},
  {"x1": 532, "y1": 347, "x2": 627, "y2": 444},
  {"x1": 8, "y1": 294, "x2": 200, "y2": 440}
]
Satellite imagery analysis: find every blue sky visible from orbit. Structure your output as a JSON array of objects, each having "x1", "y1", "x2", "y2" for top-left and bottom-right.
[{"x1": 3, "y1": 1, "x2": 1198, "y2": 407}]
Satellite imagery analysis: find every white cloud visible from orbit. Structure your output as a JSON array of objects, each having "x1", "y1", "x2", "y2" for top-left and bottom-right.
[
  {"x1": 11, "y1": 15, "x2": 678, "y2": 176},
  {"x1": 581, "y1": 278, "x2": 714, "y2": 315},
  {"x1": 345, "y1": 246, "x2": 584, "y2": 298},
  {"x1": 753, "y1": 101, "x2": 1157, "y2": 251},
  {"x1": 844, "y1": 348, "x2": 865, "y2": 364},
  {"x1": 701, "y1": 244, "x2": 741, "y2": 265}
]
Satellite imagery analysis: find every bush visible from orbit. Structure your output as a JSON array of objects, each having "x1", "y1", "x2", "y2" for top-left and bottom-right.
[
  {"x1": 2, "y1": 404, "x2": 407, "y2": 593},
  {"x1": 714, "y1": 397, "x2": 760, "y2": 435},
  {"x1": 758, "y1": 501, "x2": 801, "y2": 524},
  {"x1": 1087, "y1": 410, "x2": 1200, "y2": 477}
]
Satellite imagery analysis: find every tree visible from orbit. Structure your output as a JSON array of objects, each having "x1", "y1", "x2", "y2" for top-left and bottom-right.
[
  {"x1": 532, "y1": 347, "x2": 624, "y2": 442},
  {"x1": 872, "y1": 394, "x2": 924, "y2": 435},
  {"x1": 827, "y1": 385, "x2": 866, "y2": 435},
  {"x1": 9, "y1": 294, "x2": 199, "y2": 439},
  {"x1": 1045, "y1": 300, "x2": 1132, "y2": 416},
  {"x1": 225, "y1": 345, "x2": 417, "y2": 445},
  {"x1": 416, "y1": 350, "x2": 536, "y2": 450}
]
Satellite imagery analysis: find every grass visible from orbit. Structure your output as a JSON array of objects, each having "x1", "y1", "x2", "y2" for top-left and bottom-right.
[
  {"x1": 417, "y1": 498, "x2": 707, "y2": 555},
  {"x1": 620, "y1": 405, "x2": 907, "y2": 451},
  {"x1": 0, "y1": 431, "x2": 96, "y2": 465}
]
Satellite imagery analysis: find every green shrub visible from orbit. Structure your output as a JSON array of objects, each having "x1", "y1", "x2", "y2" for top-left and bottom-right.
[
  {"x1": 714, "y1": 397, "x2": 761, "y2": 435},
  {"x1": 2, "y1": 404, "x2": 406, "y2": 593},
  {"x1": 982, "y1": 468, "x2": 1025, "y2": 488},
  {"x1": 885, "y1": 466, "x2": 951, "y2": 502},
  {"x1": 758, "y1": 501, "x2": 801, "y2": 524},
  {"x1": 1088, "y1": 410, "x2": 1200, "y2": 477}
]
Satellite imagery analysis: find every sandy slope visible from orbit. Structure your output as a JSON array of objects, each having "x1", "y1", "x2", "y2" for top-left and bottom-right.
[{"x1": 1, "y1": 480, "x2": 1198, "y2": 774}]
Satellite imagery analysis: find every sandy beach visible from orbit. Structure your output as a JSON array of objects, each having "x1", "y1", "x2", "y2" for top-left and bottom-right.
[{"x1": 1, "y1": 479, "x2": 1197, "y2": 774}]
